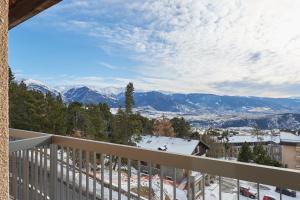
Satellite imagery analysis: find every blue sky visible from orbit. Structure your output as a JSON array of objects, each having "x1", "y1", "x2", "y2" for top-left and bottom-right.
[{"x1": 9, "y1": 0, "x2": 300, "y2": 97}]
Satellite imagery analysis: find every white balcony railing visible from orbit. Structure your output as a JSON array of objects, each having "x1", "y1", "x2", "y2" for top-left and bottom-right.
[{"x1": 9, "y1": 128, "x2": 300, "y2": 200}]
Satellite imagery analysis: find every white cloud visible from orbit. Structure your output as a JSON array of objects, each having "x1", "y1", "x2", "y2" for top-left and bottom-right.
[{"x1": 45, "y1": 0, "x2": 300, "y2": 97}]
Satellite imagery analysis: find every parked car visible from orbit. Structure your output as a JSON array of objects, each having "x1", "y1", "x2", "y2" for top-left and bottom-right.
[
  {"x1": 240, "y1": 186, "x2": 257, "y2": 199},
  {"x1": 275, "y1": 187, "x2": 296, "y2": 197},
  {"x1": 263, "y1": 195, "x2": 276, "y2": 200}
]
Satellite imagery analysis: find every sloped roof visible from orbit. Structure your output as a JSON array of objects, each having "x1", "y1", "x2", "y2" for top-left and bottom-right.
[
  {"x1": 136, "y1": 135, "x2": 201, "y2": 155},
  {"x1": 9, "y1": 0, "x2": 61, "y2": 29},
  {"x1": 280, "y1": 132, "x2": 300, "y2": 143}
]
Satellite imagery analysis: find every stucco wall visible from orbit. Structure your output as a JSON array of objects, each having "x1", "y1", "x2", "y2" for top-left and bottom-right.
[
  {"x1": 282, "y1": 145, "x2": 296, "y2": 169},
  {"x1": 0, "y1": 0, "x2": 9, "y2": 199}
]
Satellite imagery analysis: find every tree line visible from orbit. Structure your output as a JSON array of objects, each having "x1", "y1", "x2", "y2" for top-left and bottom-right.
[{"x1": 9, "y1": 69, "x2": 153, "y2": 145}]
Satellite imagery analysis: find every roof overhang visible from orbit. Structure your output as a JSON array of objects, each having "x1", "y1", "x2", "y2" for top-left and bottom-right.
[{"x1": 9, "y1": 0, "x2": 61, "y2": 30}]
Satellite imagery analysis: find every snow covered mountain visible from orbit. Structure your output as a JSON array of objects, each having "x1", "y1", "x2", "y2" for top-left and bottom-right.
[
  {"x1": 63, "y1": 86, "x2": 119, "y2": 106},
  {"x1": 22, "y1": 79, "x2": 300, "y2": 115},
  {"x1": 23, "y1": 79, "x2": 60, "y2": 96}
]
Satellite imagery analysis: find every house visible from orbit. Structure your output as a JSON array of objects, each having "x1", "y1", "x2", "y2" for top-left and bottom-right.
[
  {"x1": 136, "y1": 135, "x2": 209, "y2": 177},
  {"x1": 136, "y1": 135, "x2": 209, "y2": 199},
  {"x1": 136, "y1": 135, "x2": 209, "y2": 157}
]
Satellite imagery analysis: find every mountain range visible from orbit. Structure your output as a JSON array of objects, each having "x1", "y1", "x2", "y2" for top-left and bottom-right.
[
  {"x1": 22, "y1": 79, "x2": 300, "y2": 115},
  {"x1": 22, "y1": 79, "x2": 300, "y2": 129}
]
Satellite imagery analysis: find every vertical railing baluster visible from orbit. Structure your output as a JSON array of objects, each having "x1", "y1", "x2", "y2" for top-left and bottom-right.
[
  {"x1": 219, "y1": 176, "x2": 222, "y2": 200},
  {"x1": 79, "y1": 149, "x2": 83, "y2": 200},
  {"x1": 118, "y1": 157, "x2": 121, "y2": 200},
  {"x1": 160, "y1": 166, "x2": 164, "y2": 200},
  {"x1": 30, "y1": 149, "x2": 34, "y2": 199},
  {"x1": 257, "y1": 183, "x2": 260, "y2": 200},
  {"x1": 18, "y1": 150, "x2": 22, "y2": 199},
  {"x1": 138, "y1": 160, "x2": 141, "y2": 199},
  {"x1": 101, "y1": 154, "x2": 104, "y2": 200},
  {"x1": 187, "y1": 171, "x2": 190, "y2": 200},
  {"x1": 66, "y1": 147, "x2": 70, "y2": 200},
  {"x1": 55, "y1": 145, "x2": 58, "y2": 200},
  {"x1": 9, "y1": 153, "x2": 11, "y2": 195},
  {"x1": 109, "y1": 155, "x2": 113, "y2": 200},
  {"x1": 173, "y1": 168, "x2": 176, "y2": 200},
  {"x1": 9, "y1": 152, "x2": 12, "y2": 195},
  {"x1": 51, "y1": 144, "x2": 58, "y2": 200},
  {"x1": 40, "y1": 147, "x2": 43, "y2": 199},
  {"x1": 93, "y1": 152, "x2": 96, "y2": 200},
  {"x1": 237, "y1": 179, "x2": 239, "y2": 200},
  {"x1": 35, "y1": 147, "x2": 39, "y2": 200},
  {"x1": 86, "y1": 151, "x2": 90, "y2": 200},
  {"x1": 23, "y1": 149, "x2": 29, "y2": 200},
  {"x1": 50, "y1": 145, "x2": 55, "y2": 200},
  {"x1": 43, "y1": 146, "x2": 47, "y2": 200},
  {"x1": 149, "y1": 162, "x2": 152, "y2": 200},
  {"x1": 202, "y1": 173, "x2": 205, "y2": 200},
  {"x1": 72, "y1": 148, "x2": 76, "y2": 200},
  {"x1": 12, "y1": 152, "x2": 17, "y2": 198},
  {"x1": 127, "y1": 159, "x2": 131, "y2": 200},
  {"x1": 280, "y1": 187, "x2": 282, "y2": 200},
  {"x1": 60, "y1": 146, "x2": 64, "y2": 200}
]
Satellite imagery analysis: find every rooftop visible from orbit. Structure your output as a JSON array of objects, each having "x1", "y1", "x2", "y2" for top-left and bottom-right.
[
  {"x1": 136, "y1": 135, "x2": 201, "y2": 155},
  {"x1": 226, "y1": 132, "x2": 300, "y2": 145}
]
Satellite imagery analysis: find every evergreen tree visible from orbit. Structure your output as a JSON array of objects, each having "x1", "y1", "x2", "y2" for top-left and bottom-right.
[
  {"x1": 86, "y1": 104, "x2": 106, "y2": 140},
  {"x1": 125, "y1": 82, "x2": 134, "y2": 114},
  {"x1": 253, "y1": 144, "x2": 267, "y2": 164},
  {"x1": 8, "y1": 66, "x2": 15, "y2": 85},
  {"x1": 238, "y1": 142, "x2": 253, "y2": 162},
  {"x1": 170, "y1": 117, "x2": 191, "y2": 138}
]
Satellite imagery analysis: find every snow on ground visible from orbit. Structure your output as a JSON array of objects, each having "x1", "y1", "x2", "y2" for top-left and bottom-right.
[{"x1": 203, "y1": 177, "x2": 300, "y2": 200}]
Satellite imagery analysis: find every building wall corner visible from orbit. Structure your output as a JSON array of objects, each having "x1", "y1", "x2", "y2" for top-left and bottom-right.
[{"x1": 0, "y1": 0, "x2": 9, "y2": 199}]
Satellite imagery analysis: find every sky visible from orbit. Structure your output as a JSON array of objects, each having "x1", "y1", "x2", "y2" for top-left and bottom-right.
[{"x1": 8, "y1": 0, "x2": 300, "y2": 97}]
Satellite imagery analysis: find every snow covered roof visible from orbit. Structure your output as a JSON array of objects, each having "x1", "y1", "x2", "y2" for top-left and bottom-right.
[
  {"x1": 280, "y1": 132, "x2": 300, "y2": 143},
  {"x1": 136, "y1": 135, "x2": 200, "y2": 155},
  {"x1": 227, "y1": 135, "x2": 280, "y2": 144},
  {"x1": 227, "y1": 132, "x2": 300, "y2": 145}
]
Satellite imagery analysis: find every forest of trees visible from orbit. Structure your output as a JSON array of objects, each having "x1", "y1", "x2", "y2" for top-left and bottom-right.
[
  {"x1": 8, "y1": 68, "x2": 192, "y2": 145},
  {"x1": 238, "y1": 142, "x2": 282, "y2": 167},
  {"x1": 9, "y1": 69, "x2": 154, "y2": 145}
]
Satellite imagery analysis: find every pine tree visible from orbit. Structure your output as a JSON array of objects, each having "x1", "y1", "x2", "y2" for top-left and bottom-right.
[
  {"x1": 8, "y1": 66, "x2": 15, "y2": 85},
  {"x1": 253, "y1": 144, "x2": 267, "y2": 164},
  {"x1": 238, "y1": 142, "x2": 253, "y2": 162},
  {"x1": 170, "y1": 117, "x2": 191, "y2": 138},
  {"x1": 125, "y1": 82, "x2": 134, "y2": 114}
]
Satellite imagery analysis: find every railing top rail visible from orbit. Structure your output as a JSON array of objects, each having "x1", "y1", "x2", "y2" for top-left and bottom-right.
[
  {"x1": 9, "y1": 128, "x2": 50, "y2": 139},
  {"x1": 9, "y1": 135, "x2": 51, "y2": 153},
  {"x1": 9, "y1": 128, "x2": 300, "y2": 191}
]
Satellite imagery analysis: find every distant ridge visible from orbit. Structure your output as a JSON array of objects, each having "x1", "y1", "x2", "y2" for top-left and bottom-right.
[{"x1": 22, "y1": 79, "x2": 300, "y2": 115}]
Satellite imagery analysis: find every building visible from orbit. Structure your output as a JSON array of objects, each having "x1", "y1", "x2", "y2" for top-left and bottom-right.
[
  {"x1": 224, "y1": 132, "x2": 300, "y2": 170},
  {"x1": 136, "y1": 135, "x2": 209, "y2": 178},
  {"x1": 136, "y1": 135, "x2": 209, "y2": 199},
  {"x1": 280, "y1": 132, "x2": 300, "y2": 170}
]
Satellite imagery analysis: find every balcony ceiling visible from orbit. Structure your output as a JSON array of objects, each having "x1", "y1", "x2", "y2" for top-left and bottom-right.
[{"x1": 9, "y1": 0, "x2": 61, "y2": 30}]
